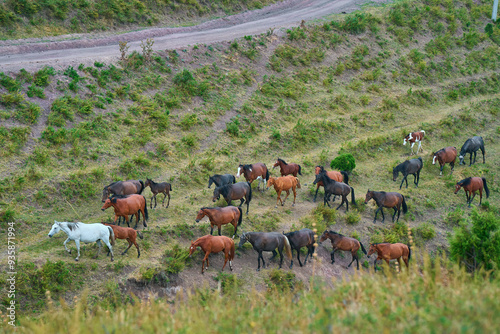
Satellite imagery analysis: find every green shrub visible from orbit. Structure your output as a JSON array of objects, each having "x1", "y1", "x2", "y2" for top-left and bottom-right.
[
  {"x1": 164, "y1": 244, "x2": 189, "y2": 274},
  {"x1": 265, "y1": 269, "x2": 303, "y2": 292},
  {"x1": 214, "y1": 272, "x2": 243, "y2": 294},
  {"x1": 345, "y1": 210, "x2": 361, "y2": 225},
  {"x1": 445, "y1": 208, "x2": 466, "y2": 226},
  {"x1": 0, "y1": 73, "x2": 20, "y2": 92},
  {"x1": 226, "y1": 117, "x2": 240, "y2": 137},
  {"x1": 15, "y1": 102, "x2": 40, "y2": 124},
  {"x1": 34, "y1": 67, "x2": 55, "y2": 87},
  {"x1": 330, "y1": 153, "x2": 356, "y2": 172},
  {"x1": 449, "y1": 208, "x2": 500, "y2": 271},
  {"x1": 414, "y1": 222, "x2": 436, "y2": 240}
]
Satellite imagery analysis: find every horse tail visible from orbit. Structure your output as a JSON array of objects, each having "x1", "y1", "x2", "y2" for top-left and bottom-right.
[
  {"x1": 108, "y1": 227, "x2": 115, "y2": 246},
  {"x1": 350, "y1": 187, "x2": 355, "y2": 205},
  {"x1": 298, "y1": 165, "x2": 302, "y2": 176},
  {"x1": 265, "y1": 168, "x2": 270, "y2": 181},
  {"x1": 407, "y1": 244, "x2": 411, "y2": 262},
  {"x1": 138, "y1": 180, "x2": 145, "y2": 194},
  {"x1": 247, "y1": 182, "x2": 252, "y2": 203},
  {"x1": 142, "y1": 196, "x2": 149, "y2": 221},
  {"x1": 232, "y1": 175, "x2": 236, "y2": 184},
  {"x1": 283, "y1": 235, "x2": 292, "y2": 260},
  {"x1": 137, "y1": 231, "x2": 144, "y2": 239},
  {"x1": 341, "y1": 171, "x2": 349, "y2": 185},
  {"x1": 237, "y1": 207, "x2": 243, "y2": 226},
  {"x1": 482, "y1": 178, "x2": 490, "y2": 198},
  {"x1": 169, "y1": 183, "x2": 173, "y2": 191},
  {"x1": 360, "y1": 242, "x2": 367, "y2": 255},
  {"x1": 402, "y1": 195, "x2": 408, "y2": 214}
]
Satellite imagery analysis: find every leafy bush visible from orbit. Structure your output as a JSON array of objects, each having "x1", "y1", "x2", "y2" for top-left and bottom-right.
[
  {"x1": 34, "y1": 67, "x2": 55, "y2": 87},
  {"x1": 330, "y1": 153, "x2": 356, "y2": 172},
  {"x1": 414, "y1": 222, "x2": 436, "y2": 240},
  {"x1": 265, "y1": 269, "x2": 303, "y2": 292},
  {"x1": 0, "y1": 73, "x2": 20, "y2": 92},
  {"x1": 15, "y1": 102, "x2": 41, "y2": 124},
  {"x1": 164, "y1": 244, "x2": 189, "y2": 274},
  {"x1": 345, "y1": 210, "x2": 361, "y2": 225},
  {"x1": 214, "y1": 272, "x2": 243, "y2": 294},
  {"x1": 449, "y1": 208, "x2": 500, "y2": 271}
]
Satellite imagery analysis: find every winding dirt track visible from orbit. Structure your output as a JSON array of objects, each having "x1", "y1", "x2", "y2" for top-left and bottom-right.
[{"x1": 0, "y1": 0, "x2": 387, "y2": 73}]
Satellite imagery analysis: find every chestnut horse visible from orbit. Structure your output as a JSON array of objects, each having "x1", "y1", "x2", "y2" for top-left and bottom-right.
[
  {"x1": 284, "y1": 228, "x2": 315, "y2": 268},
  {"x1": 313, "y1": 166, "x2": 349, "y2": 202},
  {"x1": 189, "y1": 235, "x2": 235, "y2": 274},
  {"x1": 101, "y1": 194, "x2": 148, "y2": 229},
  {"x1": 364, "y1": 190, "x2": 407, "y2": 223},
  {"x1": 145, "y1": 178, "x2": 172, "y2": 209},
  {"x1": 313, "y1": 171, "x2": 355, "y2": 211},
  {"x1": 273, "y1": 158, "x2": 302, "y2": 177},
  {"x1": 236, "y1": 163, "x2": 269, "y2": 191},
  {"x1": 267, "y1": 176, "x2": 301, "y2": 208},
  {"x1": 367, "y1": 243, "x2": 411, "y2": 271},
  {"x1": 212, "y1": 182, "x2": 252, "y2": 214},
  {"x1": 103, "y1": 223, "x2": 143, "y2": 258},
  {"x1": 432, "y1": 146, "x2": 457, "y2": 175},
  {"x1": 403, "y1": 130, "x2": 425, "y2": 155},
  {"x1": 319, "y1": 231, "x2": 367, "y2": 270},
  {"x1": 454, "y1": 177, "x2": 490, "y2": 207},
  {"x1": 195, "y1": 206, "x2": 243, "y2": 238}
]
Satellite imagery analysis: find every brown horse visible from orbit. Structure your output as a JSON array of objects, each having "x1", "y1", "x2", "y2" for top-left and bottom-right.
[
  {"x1": 432, "y1": 146, "x2": 457, "y2": 175},
  {"x1": 236, "y1": 163, "x2": 269, "y2": 191},
  {"x1": 367, "y1": 243, "x2": 411, "y2": 271},
  {"x1": 195, "y1": 206, "x2": 243, "y2": 238},
  {"x1": 319, "y1": 231, "x2": 367, "y2": 270},
  {"x1": 189, "y1": 235, "x2": 235, "y2": 274},
  {"x1": 273, "y1": 158, "x2": 302, "y2": 177},
  {"x1": 212, "y1": 182, "x2": 252, "y2": 214},
  {"x1": 454, "y1": 177, "x2": 490, "y2": 207},
  {"x1": 145, "y1": 178, "x2": 172, "y2": 209},
  {"x1": 267, "y1": 176, "x2": 301, "y2": 208},
  {"x1": 101, "y1": 180, "x2": 144, "y2": 202},
  {"x1": 313, "y1": 166, "x2": 349, "y2": 202},
  {"x1": 101, "y1": 194, "x2": 148, "y2": 229},
  {"x1": 103, "y1": 223, "x2": 143, "y2": 258},
  {"x1": 284, "y1": 228, "x2": 315, "y2": 268},
  {"x1": 364, "y1": 190, "x2": 407, "y2": 223}
]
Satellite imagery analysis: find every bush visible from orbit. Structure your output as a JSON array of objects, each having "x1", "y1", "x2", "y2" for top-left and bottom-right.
[
  {"x1": 265, "y1": 269, "x2": 303, "y2": 292},
  {"x1": 345, "y1": 210, "x2": 361, "y2": 225},
  {"x1": 414, "y1": 222, "x2": 436, "y2": 240},
  {"x1": 449, "y1": 208, "x2": 500, "y2": 271},
  {"x1": 164, "y1": 244, "x2": 189, "y2": 274},
  {"x1": 330, "y1": 153, "x2": 356, "y2": 172},
  {"x1": 214, "y1": 272, "x2": 243, "y2": 294}
]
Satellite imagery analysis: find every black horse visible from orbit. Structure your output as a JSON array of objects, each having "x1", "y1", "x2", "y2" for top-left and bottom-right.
[
  {"x1": 392, "y1": 157, "x2": 423, "y2": 189},
  {"x1": 284, "y1": 228, "x2": 315, "y2": 268},
  {"x1": 208, "y1": 174, "x2": 236, "y2": 189},
  {"x1": 238, "y1": 232, "x2": 292, "y2": 271},
  {"x1": 313, "y1": 171, "x2": 355, "y2": 211},
  {"x1": 459, "y1": 136, "x2": 485, "y2": 166},
  {"x1": 212, "y1": 182, "x2": 252, "y2": 214}
]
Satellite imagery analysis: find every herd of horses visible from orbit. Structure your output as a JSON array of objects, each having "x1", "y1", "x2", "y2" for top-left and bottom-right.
[{"x1": 48, "y1": 133, "x2": 490, "y2": 275}]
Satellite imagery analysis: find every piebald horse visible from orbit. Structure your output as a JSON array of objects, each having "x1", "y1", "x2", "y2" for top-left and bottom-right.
[
  {"x1": 236, "y1": 163, "x2": 269, "y2": 192},
  {"x1": 403, "y1": 130, "x2": 425, "y2": 155}
]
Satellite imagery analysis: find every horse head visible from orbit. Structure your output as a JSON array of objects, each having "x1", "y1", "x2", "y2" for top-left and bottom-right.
[
  {"x1": 195, "y1": 208, "x2": 206, "y2": 222},
  {"x1": 101, "y1": 198, "x2": 113, "y2": 211},
  {"x1": 101, "y1": 186, "x2": 111, "y2": 202},
  {"x1": 367, "y1": 244, "x2": 377, "y2": 258},
  {"x1": 266, "y1": 177, "x2": 276, "y2": 189},
  {"x1": 48, "y1": 221, "x2": 61, "y2": 237},
  {"x1": 392, "y1": 167, "x2": 399, "y2": 181},
  {"x1": 238, "y1": 233, "x2": 249, "y2": 248},
  {"x1": 212, "y1": 188, "x2": 221, "y2": 202},
  {"x1": 208, "y1": 176, "x2": 214, "y2": 189},
  {"x1": 145, "y1": 178, "x2": 152, "y2": 187},
  {"x1": 364, "y1": 190, "x2": 373, "y2": 204},
  {"x1": 188, "y1": 241, "x2": 197, "y2": 256},
  {"x1": 458, "y1": 155, "x2": 465, "y2": 165},
  {"x1": 315, "y1": 165, "x2": 324, "y2": 175},
  {"x1": 312, "y1": 172, "x2": 323, "y2": 185},
  {"x1": 454, "y1": 183, "x2": 462, "y2": 194},
  {"x1": 318, "y1": 230, "x2": 329, "y2": 243}
]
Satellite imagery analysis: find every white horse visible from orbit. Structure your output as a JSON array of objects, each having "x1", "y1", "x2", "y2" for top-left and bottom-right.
[{"x1": 48, "y1": 221, "x2": 115, "y2": 261}]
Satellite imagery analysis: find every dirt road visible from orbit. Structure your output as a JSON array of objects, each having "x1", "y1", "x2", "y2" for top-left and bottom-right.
[{"x1": 0, "y1": 0, "x2": 387, "y2": 73}]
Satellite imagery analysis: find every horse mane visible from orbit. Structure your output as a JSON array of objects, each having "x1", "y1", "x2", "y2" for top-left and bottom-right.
[
  {"x1": 111, "y1": 194, "x2": 131, "y2": 199},
  {"x1": 434, "y1": 147, "x2": 446, "y2": 155},
  {"x1": 457, "y1": 177, "x2": 472, "y2": 187},
  {"x1": 243, "y1": 164, "x2": 253, "y2": 170},
  {"x1": 215, "y1": 184, "x2": 231, "y2": 197},
  {"x1": 104, "y1": 181, "x2": 118, "y2": 189},
  {"x1": 200, "y1": 206, "x2": 217, "y2": 210},
  {"x1": 371, "y1": 242, "x2": 389, "y2": 246},
  {"x1": 66, "y1": 222, "x2": 80, "y2": 231},
  {"x1": 315, "y1": 165, "x2": 325, "y2": 172},
  {"x1": 328, "y1": 230, "x2": 345, "y2": 237},
  {"x1": 277, "y1": 158, "x2": 288, "y2": 165}
]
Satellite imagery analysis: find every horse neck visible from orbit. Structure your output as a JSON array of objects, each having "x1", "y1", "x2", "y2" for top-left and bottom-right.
[
  {"x1": 321, "y1": 173, "x2": 334, "y2": 185},
  {"x1": 202, "y1": 208, "x2": 215, "y2": 219},
  {"x1": 371, "y1": 192, "x2": 384, "y2": 205},
  {"x1": 58, "y1": 222, "x2": 76, "y2": 235}
]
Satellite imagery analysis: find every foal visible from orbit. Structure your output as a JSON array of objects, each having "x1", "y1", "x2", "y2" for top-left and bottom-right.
[
  {"x1": 145, "y1": 178, "x2": 172, "y2": 209},
  {"x1": 103, "y1": 223, "x2": 143, "y2": 258},
  {"x1": 403, "y1": 130, "x2": 425, "y2": 155}
]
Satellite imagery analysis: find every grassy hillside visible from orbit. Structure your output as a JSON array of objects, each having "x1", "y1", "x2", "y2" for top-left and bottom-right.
[
  {"x1": 0, "y1": 0, "x2": 277, "y2": 39},
  {"x1": 0, "y1": 0, "x2": 499, "y2": 326}
]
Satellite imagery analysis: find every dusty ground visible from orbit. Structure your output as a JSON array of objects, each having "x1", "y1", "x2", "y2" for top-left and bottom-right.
[{"x1": 0, "y1": 0, "x2": 390, "y2": 73}]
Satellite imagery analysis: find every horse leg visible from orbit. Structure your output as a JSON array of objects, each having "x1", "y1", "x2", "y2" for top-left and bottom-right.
[
  {"x1": 473, "y1": 151, "x2": 477, "y2": 165},
  {"x1": 102, "y1": 238, "x2": 114, "y2": 262},
  {"x1": 392, "y1": 207, "x2": 398, "y2": 222},
  {"x1": 450, "y1": 161, "x2": 455, "y2": 173},
  {"x1": 336, "y1": 195, "x2": 346, "y2": 211},
  {"x1": 246, "y1": 196, "x2": 250, "y2": 215},
  {"x1": 74, "y1": 239, "x2": 81, "y2": 261},
  {"x1": 397, "y1": 258, "x2": 402, "y2": 272},
  {"x1": 270, "y1": 249, "x2": 278, "y2": 260},
  {"x1": 479, "y1": 188, "x2": 483, "y2": 205},
  {"x1": 166, "y1": 193, "x2": 171, "y2": 208},
  {"x1": 324, "y1": 193, "x2": 331, "y2": 208},
  {"x1": 278, "y1": 248, "x2": 284, "y2": 269},
  {"x1": 399, "y1": 176, "x2": 405, "y2": 190},
  {"x1": 275, "y1": 190, "x2": 281, "y2": 208},
  {"x1": 373, "y1": 207, "x2": 380, "y2": 223},
  {"x1": 202, "y1": 252, "x2": 210, "y2": 274},
  {"x1": 413, "y1": 173, "x2": 418, "y2": 187},
  {"x1": 133, "y1": 213, "x2": 139, "y2": 229},
  {"x1": 292, "y1": 188, "x2": 297, "y2": 207},
  {"x1": 239, "y1": 198, "x2": 244, "y2": 207},
  {"x1": 162, "y1": 192, "x2": 167, "y2": 208},
  {"x1": 94, "y1": 240, "x2": 102, "y2": 259},
  {"x1": 331, "y1": 249, "x2": 336, "y2": 264},
  {"x1": 410, "y1": 142, "x2": 415, "y2": 155},
  {"x1": 440, "y1": 163, "x2": 444, "y2": 176},
  {"x1": 257, "y1": 251, "x2": 263, "y2": 271},
  {"x1": 232, "y1": 221, "x2": 237, "y2": 239},
  {"x1": 222, "y1": 251, "x2": 228, "y2": 272},
  {"x1": 63, "y1": 237, "x2": 72, "y2": 254},
  {"x1": 282, "y1": 190, "x2": 290, "y2": 206},
  {"x1": 347, "y1": 252, "x2": 356, "y2": 268},
  {"x1": 218, "y1": 225, "x2": 222, "y2": 236},
  {"x1": 313, "y1": 185, "x2": 320, "y2": 202},
  {"x1": 134, "y1": 240, "x2": 140, "y2": 258},
  {"x1": 210, "y1": 223, "x2": 214, "y2": 235},
  {"x1": 380, "y1": 208, "x2": 385, "y2": 223},
  {"x1": 150, "y1": 195, "x2": 154, "y2": 209},
  {"x1": 122, "y1": 239, "x2": 133, "y2": 255},
  {"x1": 297, "y1": 247, "x2": 304, "y2": 267},
  {"x1": 470, "y1": 192, "x2": 477, "y2": 207}
]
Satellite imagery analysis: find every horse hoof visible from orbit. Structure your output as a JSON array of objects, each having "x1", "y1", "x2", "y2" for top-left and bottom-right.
[
  {"x1": 257, "y1": 268, "x2": 260, "y2": 272},
  {"x1": 75, "y1": 258, "x2": 79, "y2": 261}
]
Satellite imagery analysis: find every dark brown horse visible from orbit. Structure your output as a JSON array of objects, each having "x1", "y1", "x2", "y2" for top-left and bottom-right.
[
  {"x1": 273, "y1": 158, "x2": 302, "y2": 177},
  {"x1": 313, "y1": 171, "x2": 355, "y2": 211},
  {"x1": 236, "y1": 163, "x2": 269, "y2": 191},
  {"x1": 267, "y1": 176, "x2": 301, "y2": 208},
  {"x1": 208, "y1": 174, "x2": 236, "y2": 189},
  {"x1": 319, "y1": 231, "x2": 367, "y2": 270},
  {"x1": 101, "y1": 180, "x2": 144, "y2": 202},
  {"x1": 189, "y1": 235, "x2": 235, "y2": 274},
  {"x1": 432, "y1": 146, "x2": 457, "y2": 175},
  {"x1": 145, "y1": 178, "x2": 172, "y2": 209},
  {"x1": 454, "y1": 177, "x2": 490, "y2": 207},
  {"x1": 284, "y1": 228, "x2": 315, "y2": 268},
  {"x1": 313, "y1": 166, "x2": 349, "y2": 202},
  {"x1": 239, "y1": 232, "x2": 292, "y2": 271},
  {"x1": 364, "y1": 190, "x2": 407, "y2": 223},
  {"x1": 212, "y1": 182, "x2": 252, "y2": 214},
  {"x1": 392, "y1": 157, "x2": 423, "y2": 189},
  {"x1": 101, "y1": 194, "x2": 148, "y2": 229},
  {"x1": 103, "y1": 223, "x2": 143, "y2": 258},
  {"x1": 367, "y1": 243, "x2": 411, "y2": 271},
  {"x1": 195, "y1": 206, "x2": 243, "y2": 238}
]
